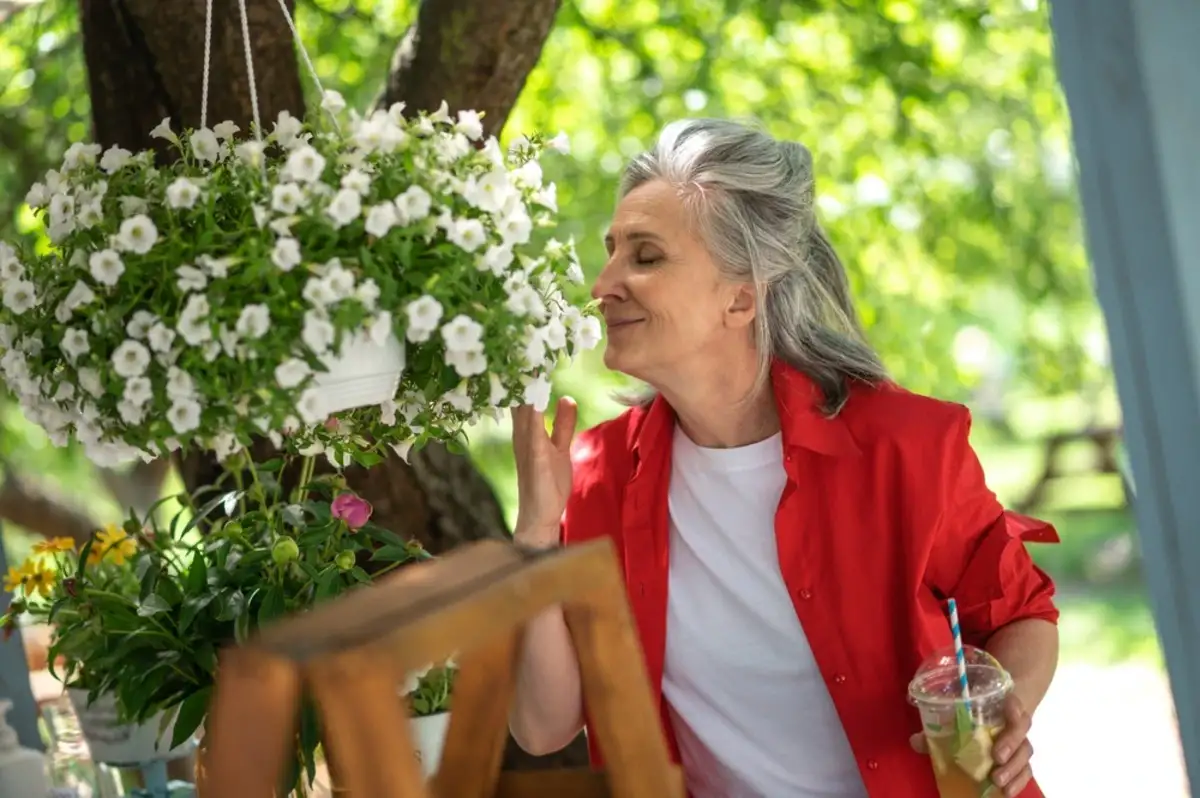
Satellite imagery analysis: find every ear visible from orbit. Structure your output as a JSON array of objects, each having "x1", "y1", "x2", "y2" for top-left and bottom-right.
[{"x1": 724, "y1": 282, "x2": 757, "y2": 330}]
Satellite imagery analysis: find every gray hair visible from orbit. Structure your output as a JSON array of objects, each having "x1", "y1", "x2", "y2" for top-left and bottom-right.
[{"x1": 619, "y1": 118, "x2": 888, "y2": 416}]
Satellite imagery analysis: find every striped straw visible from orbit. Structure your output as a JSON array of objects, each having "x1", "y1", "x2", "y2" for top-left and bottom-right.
[{"x1": 947, "y1": 598, "x2": 972, "y2": 706}]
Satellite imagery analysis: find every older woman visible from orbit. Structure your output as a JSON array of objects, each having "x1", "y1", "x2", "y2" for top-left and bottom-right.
[{"x1": 508, "y1": 119, "x2": 1059, "y2": 798}]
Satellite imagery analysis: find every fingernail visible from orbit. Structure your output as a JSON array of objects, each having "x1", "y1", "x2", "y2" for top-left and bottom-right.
[
  {"x1": 996, "y1": 745, "x2": 1011, "y2": 761},
  {"x1": 993, "y1": 770, "x2": 1008, "y2": 787}
]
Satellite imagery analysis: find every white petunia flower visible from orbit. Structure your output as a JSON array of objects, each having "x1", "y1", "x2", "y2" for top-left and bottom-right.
[
  {"x1": 60, "y1": 328, "x2": 89, "y2": 361},
  {"x1": 455, "y1": 110, "x2": 484, "y2": 141},
  {"x1": 274, "y1": 357, "x2": 311, "y2": 388},
  {"x1": 175, "y1": 264, "x2": 207, "y2": 292},
  {"x1": 302, "y1": 277, "x2": 337, "y2": 307},
  {"x1": 441, "y1": 314, "x2": 484, "y2": 353},
  {"x1": 271, "y1": 183, "x2": 304, "y2": 214},
  {"x1": 394, "y1": 185, "x2": 432, "y2": 222},
  {"x1": 283, "y1": 144, "x2": 326, "y2": 183},
  {"x1": 548, "y1": 131, "x2": 571, "y2": 154},
  {"x1": 78, "y1": 367, "x2": 103, "y2": 397},
  {"x1": 364, "y1": 203, "x2": 398, "y2": 238},
  {"x1": 166, "y1": 366, "x2": 195, "y2": 399},
  {"x1": 512, "y1": 160, "x2": 543, "y2": 190},
  {"x1": 325, "y1": 188, "x2": 362, "y2": 228},
  {"x1": 2, "y1": 279, "x2": 37, "y2": 314},
  {"x1": 368, "y1": 311, "x2": 392, "y2": 346},
  {"x1": 119, "y1": 196, "x2": 149, "y2": 216},
  {"x1": 506, "y1": 285, "x2": 545, "y2": 320},
  {"x1": 76, "y1": 198, "x2": 104, "y2": 229},
  {"x1": 447, "y1": 347, "x2": 487, "y2": 378},
  {"x1": 323, "y1": 265, "x2": 355, "y2": 299},
  {"x1": 212, "y1": 121, "x2": 240, "y2": 140},
  {"x1": 443, "y1": 382, "x2": 475, "y2": 413},
  {"x1": 235, "y1": 304, "x2": 270, "y2": 339},
  {"x1": 112, "y1": 339, "x2": 151, "y2": 378},
  {"x1": 574, "y1": 315, "x2": 603, "y2": 351},
  {"x1": 405, "y1": 295, "x2": 443, "y2": 343},
  {"x1": 271, "y1": 237, "x2": 302, "y2": 271},
  {"x1": 147, "y1": 322, "x2": 176, "y2": 353},
  {"x1": 523, "y1": 374, "x2": 553, "y2": 412},
  {"x1": 62, "y1": 142, "x2": 101, "y2": 171},
  {"x1": 166, "y1": 177, "x2": 202, "y2": 209},
  {"x1": 47, "y1": 194, "x2": 75, "y2": 241},
  {"x1": 462, "y1": 170, "x2": 513, "y2": 214},
  {"x1": 320, "y1": 89, "x2": 346, "y2": 114},
  {"x1": 446, "y1": 218, "x2": 486, "y2": 252},
  {"x1": 273, "y1": 110, "x2": 304, "y2": 147},
  {"x1": 24, "y1": 182, "x2": 48, "y2": 208},
  {"x1": 478, "y1": 244, "x2": 513, "y2": 276},
  {"x1": 235, "y1": 141, "x2": 264, "y2": 169},
  {"x1": 177, "y1": 294, "x2": 212, "y2": 346},
  {"x1": 88, "y1": 249, "x2": 125, "y2": 286},
  {"x1": 341, "y1": 169, "x2": 372, "y2": 196},
  {"x1": 489, "y1": 373, "x2": 508, "y2": 407},
  {"x1": 301, "y1": 311, "x2": 335, "y2": 354},
  {"x1": 296, "y1": 388, "x2": 323, "y2": 424},
  {"x1": 150, "y1": 117, "x2": 180, "y2": 146},
  {"x1": 189, "y1": 128, "x2": 221, "y2": 163},
  {"x1": 123, "y1": 376, "x2": 153, "y2": 406},
  {"x1": 496, "y1": 207, "x2": 532, "y2": 246},
  {"x1": 53, "y1": 382, "x2": 75, "y2": 403},
  {"x1": 167, "y1": 397, "x2": 202, "y2": 434},
  {"x1": 356, "y1": 278, "x2": 381, "y2": 310},
  {"x1": 115, "y1": 214, "x2": 159, "y2": 254},
  {"x1": 198, "y1": 255, "x2": 234, "y2": 278},
  {"x1": 118, "y1": 400, "x2": 146, "y2": 426},
  {"x1": 99, "y1": 146, "x2": 133, "y2": 174}
]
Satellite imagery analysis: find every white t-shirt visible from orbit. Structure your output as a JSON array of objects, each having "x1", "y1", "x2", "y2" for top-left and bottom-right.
[{"x1": 661, "y1": 427, "x2": 868, "y2": 798}]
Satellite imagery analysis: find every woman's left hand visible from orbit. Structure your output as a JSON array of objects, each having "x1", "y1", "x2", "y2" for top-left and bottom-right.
[{"x1": 910, "y1": 693, "x2": 1035, "y2": 797}]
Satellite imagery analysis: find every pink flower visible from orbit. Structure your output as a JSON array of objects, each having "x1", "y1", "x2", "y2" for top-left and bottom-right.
[{"x1": 331, "y1": 493, "x2": 372, "y2": 529}]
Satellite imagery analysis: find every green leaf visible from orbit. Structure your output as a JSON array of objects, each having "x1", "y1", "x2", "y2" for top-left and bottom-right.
[
  {"x1": 171, "y1": 687, "x2": 211, "y2": 749},
  {"x1": 257, "y1": 586, "x2": 287, "y2": 628},
  {"x1": 137, "y1": 594, "x2": 171, "y2": 617},
  {"x1": 369, "y1": 544, "x2": 414, "y2": 563},
  {"x1": 351, "y1": 449, "x2": 383, "y2": 468},
  {"x1": 179, "y1": 593, "x2": 215, "y2": 633},
  {"x1": 186, "y1": 551, "x2": 208, "y2": 594}
]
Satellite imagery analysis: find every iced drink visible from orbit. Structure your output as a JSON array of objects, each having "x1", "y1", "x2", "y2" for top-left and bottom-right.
[{"x1": 907, "y1": 645, "x2": 1012, "y2": 798}]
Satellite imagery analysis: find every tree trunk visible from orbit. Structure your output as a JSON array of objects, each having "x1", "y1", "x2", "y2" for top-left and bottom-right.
[{"x1": 78, "y1": 0, "x2": 587, "y2": 771}]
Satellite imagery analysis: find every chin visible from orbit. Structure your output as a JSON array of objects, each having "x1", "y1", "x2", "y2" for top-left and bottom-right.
[{"x1": 602, "y1": 344, "x2": 650, "y2": 383}]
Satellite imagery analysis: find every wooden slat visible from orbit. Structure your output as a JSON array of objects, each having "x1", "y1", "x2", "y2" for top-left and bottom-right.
[
  {"x1": 199, "y1": 647, "x2": 302, "y2": 798},
  {"x1": 431, "y1": 631, "x2": 521, "y2": 798}
]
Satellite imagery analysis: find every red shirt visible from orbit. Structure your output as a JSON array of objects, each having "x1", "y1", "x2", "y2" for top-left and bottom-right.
[{"x1": 561, "y1": 362, "x2": 1059, "y2": 798}]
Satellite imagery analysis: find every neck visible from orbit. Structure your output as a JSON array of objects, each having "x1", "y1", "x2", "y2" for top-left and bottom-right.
[{"x1": 653, "y1": 352, "x2": 780, "y2": 449}]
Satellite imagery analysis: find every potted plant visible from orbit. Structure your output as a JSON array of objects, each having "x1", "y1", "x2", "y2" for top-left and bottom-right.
[
  {"x1": 403, "y1": 661, "x2": 457, "y2": 778},
  {"x1": 0, "y1": 91, "x2": 599, "y2": 795}
]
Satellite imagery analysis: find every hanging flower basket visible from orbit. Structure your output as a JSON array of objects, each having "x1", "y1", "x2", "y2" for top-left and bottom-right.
[
  {"x1": 0, "y1": 95, "x2": 600, "y2": 468},
  {"x1": 68, "y1": 688, "x2": 195, "y2": 766}
]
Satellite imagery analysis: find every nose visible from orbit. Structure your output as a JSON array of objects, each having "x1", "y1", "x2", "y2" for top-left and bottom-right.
[{"x1": 591, "y1": 256, "x2": 626, "y2": 303}]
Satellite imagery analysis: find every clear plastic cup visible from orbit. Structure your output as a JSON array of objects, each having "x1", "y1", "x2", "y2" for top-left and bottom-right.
[{"x1": 907, "y1": 645, "x2": 1012, "y2": 798}]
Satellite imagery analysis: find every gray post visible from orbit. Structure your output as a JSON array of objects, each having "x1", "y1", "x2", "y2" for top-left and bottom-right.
[
  {"x1": 0, "y1": 523, "x2": 44, "y2": 750},
  {"x1": 1049, "y1": 1, "x2": 1200, "y2": 793}
]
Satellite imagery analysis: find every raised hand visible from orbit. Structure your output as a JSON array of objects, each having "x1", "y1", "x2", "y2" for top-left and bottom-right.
[{"x1": 511, "y1": 396, "x2": 578, "y2": 547}]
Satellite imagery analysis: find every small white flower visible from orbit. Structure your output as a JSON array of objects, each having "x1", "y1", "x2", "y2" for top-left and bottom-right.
[
  {"x1": 213, "y1": 121, "x2": 240, "y2": 140},
  {"x1": 455, "y1": 110, "x2": 484, "y2": 141},
  {"x1": 463, "y1": 169, "x2": 513, "y2": 213},
  {"x1": 150, "y1": 117, "x2": 180, "y2": 146},
  {"x1": 542, "y1": 317, "x2": 568, "y2": 350},
  {"x1": 62, "y1": 141, "x2": 101, "y2": 171},
  {"x1": 118, "y1": 399, "x2": 147, "y2": 426},
  {"x1": 53, "y1": 382, "x2": 75, "y2": 403},
  {"x1": 512, "y1": 160, "x2": 543, "y2": 190},
  {"x1": 88, "y1": 249, "x2": 125, "y2": 286},
  {"x1": 405, "y1": 295, "x2": 444, "y2": 343},
  {"x1": 479, "y1": 244, "x2": 514, "y2": 276},
  {"x1": 177, "y1": 294, "x2": 212, "y2": 346},
  {"x1": 523, "y1": 374, "x2": 553, "y2": 412},
  {"x1": 99, "y1": 146, "x2": 133, "y2": 174},
  {"x1": 2, "y1": 279, "x2": 37, "y2": 314},
  {"x1": 115, "y1": 214, "x2": 159, "y2": 255},
  {"x1": 235, "y1": 140, "x2": 264, "y2": 169},
  {"x1": 236, "y1": 304, "x2": 270, "y2": 339},
  {"x1": 283, "y1": 144, "x2": 327, "y2": 183},
  {"x1": 167, "y1": 398, "x2": 202, "y2": 434},
  {"x1": 446, "y1": 218, "x2": 486, "y2": 252},
  {"x1": 447, "y1": 347, "x2": 487, "y2": 378},
  {"x1": 60, "y1": 328, "x2": 89, "y2": 361},
  {"x1": 489, "y1": 373, "x2": 508, "y2": 407},
  {"x1": 273, "y1": 110, "x2": 304, "y2": 147},
  {"x1": 565, "y1": 258, "x2": 584, "y2": 283},
  {"x1": 175, "y1": 264, "x2": 207, "y2": 292},
  {"x1": 301, "y1": 311, "x2": 335, "y2": 354},
  {"x1": 112, "y1": 339, "x2": 151, "y2": 378},
  {"x1": 198, "y1": 255, "x2": 234, "y2": 278},
  {"x1": 324, "y1": 266, "x2": 355, "y2": 299},
  {"x1": 78, "y1": 367, "x2": 103, "y2": 397},
  {"x1": 341, "y1": 169, "x2": 372, "y2": 196},
  {"x1": 548, "y1": 131, "x2": 571, "y2": 154},
  {"x1": 119, "y1": 196, "x2": 149, "y2": 216},
  {"x1": 394, "y1": 185, "x2": 432, "y2": 222},
  {"x1": 189, "y1": 128, "x2": 221, "y2": 163},
  {"x1": 325, "y1": 188, "x2": 362, "y2": 228},
  {"x1": 296, "y1": 388, "x2": 323, "y2": 424},
  {"x1": 271, "y1": 237, "x2": 302, "y2": 271},
  {"x1": 368, "y1": 311, "x2": 393, "y2": 346},
  {"x1": 320, "y1": 90, "x2": 346, "y2": 114},
  {"x1": 441, "y1": 314, "x2": 484, "y2": 353},
  {"x1": 24, "y1": 182, "x2": 48, "y2": 208},
  {"x1": 123, "y1": 376, "x2": 153, "y2": 406},
  {"x1": 275, "y1": 357, "x2": 311, "y2": 388},
  {"x1": 147, "y1": 322, "x2": 176, "y2": 353},
  {"x1": 269, "y1": 216, "x2": 297, "y2": 237},
  {"x1": 76, "y1": 199, "x2": 104, "y2": 229},
  {"x1": 302, "y1": 277, "x2": 337, "y2": 307},
  {"x1": 574, "y1": 315, "x2": 603, "y2": 350},
  {"x1": 506, "y1": 285, "x2": 545, "y2": 319},
  {"x1": 497, "y1": 208, "x2": 532, "y2": 246},
  {"x1": 125, "y1": 309, "x2": 157, "y2": 338},
  {"x1": 166, "y1": 177, "x2": 202, "y2": 209},
  {"x1": 271, "y1": 183, "x2": 304, "y2": 214},
  {"x1": 166, "y1": 366, "x2": 195, "y2": 399}
]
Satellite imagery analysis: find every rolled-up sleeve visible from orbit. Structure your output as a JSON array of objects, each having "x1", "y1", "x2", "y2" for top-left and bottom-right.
[{"x1": 924, "y1": 408, "x2": 1061, "y2": 648}]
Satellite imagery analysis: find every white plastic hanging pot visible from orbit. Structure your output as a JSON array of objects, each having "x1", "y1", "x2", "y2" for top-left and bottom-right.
[
  {"x1": 408, "y1": 711, "x2": 451, "y2": 778},
  {"x1": 67, "y1": 688, "x2": 194, "y2": 765},
  {"x1": 308, "y1": 331, "x2": 406, "y2": 419}
]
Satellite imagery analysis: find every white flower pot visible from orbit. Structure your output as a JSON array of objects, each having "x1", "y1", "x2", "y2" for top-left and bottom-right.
[
  {"x1": 309, "y1": 330, "x2": 406, "y2": 418},
  {"x1": 409, "y1": 712, "x2": 450, "y2": 778},
  {"x1": 67, "y1": 689, "x2": 194, "y2": 765}
]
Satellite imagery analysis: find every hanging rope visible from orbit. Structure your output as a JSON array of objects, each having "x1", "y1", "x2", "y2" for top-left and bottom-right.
[{"x1": 199, "y1": 0, "x2": 214, "y2": 130}]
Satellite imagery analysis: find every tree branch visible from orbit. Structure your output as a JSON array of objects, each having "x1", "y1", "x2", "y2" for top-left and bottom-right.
[{"x1": 377, "y1": 0, "x2": 563, "y2": 137}]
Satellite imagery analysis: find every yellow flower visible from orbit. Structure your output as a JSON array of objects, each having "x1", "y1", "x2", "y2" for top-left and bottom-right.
[
  {"x1": 2, "y1": 564, "x2": 29, "y2": 594},
  {"x1": 23, "y1": 561, "x2": 55, "y2": 599},
  {"x1": 32, "y1": 536, "x2": 76, "y2": 556},
  {"x1": 88, "y1": 524, "x2": 138, "y2": 567}
]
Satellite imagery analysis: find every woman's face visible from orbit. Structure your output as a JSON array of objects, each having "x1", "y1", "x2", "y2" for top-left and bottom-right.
[{"x1": 593, "y1": 179, "x2": 756, "y2": 385}]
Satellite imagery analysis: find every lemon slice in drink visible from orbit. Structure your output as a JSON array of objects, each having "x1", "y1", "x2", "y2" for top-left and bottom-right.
[{"x1": 953, "y1": 726, "x2": 995, "y2": 782}]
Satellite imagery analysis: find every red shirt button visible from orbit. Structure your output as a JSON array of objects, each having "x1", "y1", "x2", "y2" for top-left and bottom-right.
[
  {"x1": 867, "y1": 759, "x2": 879, "y2": 770},
  {"x1": 833, "y1": 674, "x2": 847, "y2": 685},
  {"x1": 799, "y1": 588, "x2": 813, "y2": 600}
]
